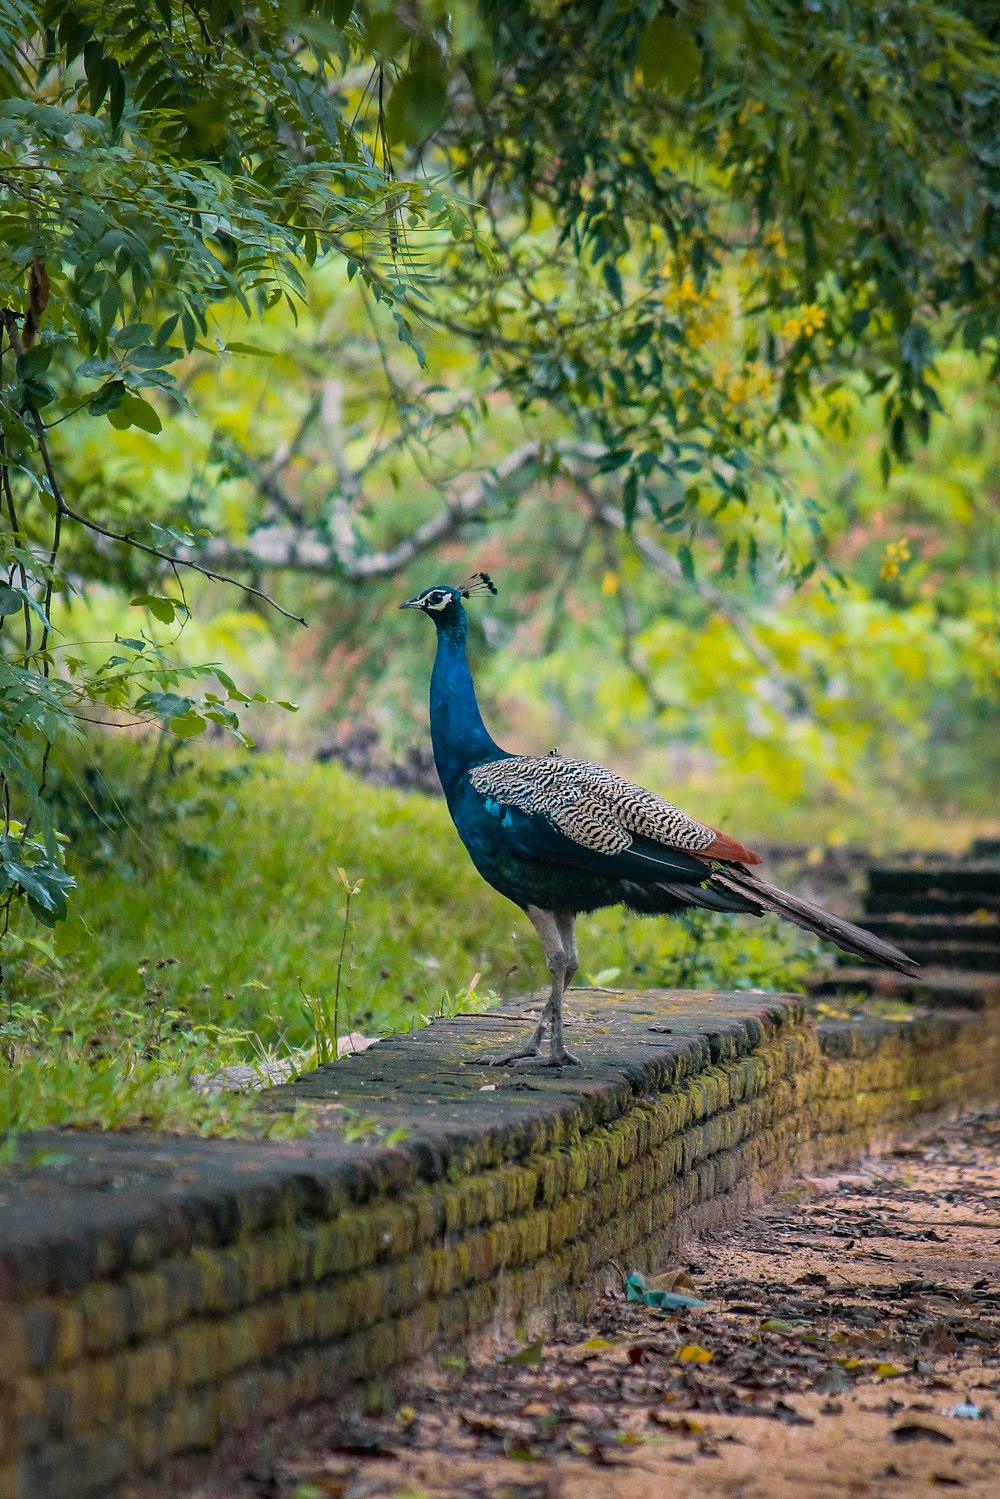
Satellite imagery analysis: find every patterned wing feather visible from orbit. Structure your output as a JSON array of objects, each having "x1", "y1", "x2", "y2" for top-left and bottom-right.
[{"x1": 468, "y1": 756, "x2": 758, "y2": 864}]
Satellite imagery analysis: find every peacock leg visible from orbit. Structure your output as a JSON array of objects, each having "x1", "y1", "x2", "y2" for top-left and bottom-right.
[
  {"x1": 490, "y1": 907, "x2": 580, "y2": 1067},
  {"x1": 545, "y1": 912, "x2": 581, "y2": 1065}
]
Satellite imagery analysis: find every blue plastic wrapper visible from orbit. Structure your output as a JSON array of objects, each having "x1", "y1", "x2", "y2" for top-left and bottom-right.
[{"x1": 626, "y1": 1271, "x2": 708, "y2": 1310}]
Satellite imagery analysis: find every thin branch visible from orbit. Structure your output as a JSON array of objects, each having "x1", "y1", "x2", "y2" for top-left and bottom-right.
[
  {"x1": 199, "y1": 440, "x2": 597, "y2": 578},
  {"x1": 0, "y1": 333, "x2": 32, "y2": 653},
  {"x1": 62, "y1": 505, "x2": 308, "y2": 624}
]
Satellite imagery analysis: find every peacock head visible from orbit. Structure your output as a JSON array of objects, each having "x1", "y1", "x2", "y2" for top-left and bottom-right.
[{"x1": 400, "y1": 572, "x2": 497, "y2": 630}]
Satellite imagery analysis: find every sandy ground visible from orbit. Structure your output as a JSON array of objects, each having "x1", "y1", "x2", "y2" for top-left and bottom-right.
[{"x1": 184, "y1": 1108, "x2": 1000, "y2": 1499}]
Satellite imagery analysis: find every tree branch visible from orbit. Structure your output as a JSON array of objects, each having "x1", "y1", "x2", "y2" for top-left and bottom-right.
[{"x1": 198, "y1": 440, "x2": 603, "y2": 578}]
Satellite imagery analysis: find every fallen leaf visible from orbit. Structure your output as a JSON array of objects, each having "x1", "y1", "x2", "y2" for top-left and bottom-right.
[
  {"x1": 774, "y1": 1400, "x2": 814, "y2": 1426},
  {"x1": 892, "y1": 1423, "x2": 955, "y2": 1445},
  {"x1": 500, "y1": 1338, "x2": 545, "y2": 1365},
  {"x1": 520, "y1": 1401, "x2": 550, "y2": 1418},
  {"x1": 645, "y1": 1267, "x2": 697, "y2": 1294},
  {"x1": 875, "y1": 1363, "x2": 905, "y2": 1378},
  {"x1": 649, "y1": 1410, "x2": 704, "y2": 1433},
  {"x1": 460, "y1": 1410, "x2": 508, "y2": 1435},
  {"x1": 567, "y1": 1338, "x2": 613, "y2": 1363},
  {"x1": 676, "y1": 1344, "x2": 713, "y2": 1364},
  {"x1": 505, "y1": 1440, "x2": 541, "y2": 1462}
]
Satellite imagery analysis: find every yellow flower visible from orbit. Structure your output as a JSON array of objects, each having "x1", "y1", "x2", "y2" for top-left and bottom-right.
[
  {"x1": 781, "y1": 304, "x2": 826, "y2": 340},
  {"x1": 880, "y1": 537, "x2": 912, "y2": 580}
]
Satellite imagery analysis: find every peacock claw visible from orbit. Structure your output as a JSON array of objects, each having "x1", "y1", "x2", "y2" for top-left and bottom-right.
[
  {"x1": 509, "y1": 1048, "x2": 581, "y2": 1069},
  {"x1": 488, "y1": 1047, "x2": 541, "y2": 1066}
]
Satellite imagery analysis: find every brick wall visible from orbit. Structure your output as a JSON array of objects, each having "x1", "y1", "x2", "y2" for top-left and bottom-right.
[{"x1": 1, "y1": 988, "x2": 998, "y2": 1499}]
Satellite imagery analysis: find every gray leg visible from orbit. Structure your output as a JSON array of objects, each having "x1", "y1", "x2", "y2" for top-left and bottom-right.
[
  {"x1": 556, "y1": 912, "x2": 578, "y2": 987},
  {"x1": 490, "y1": 907, "x2": 580, "y2": 1068}
]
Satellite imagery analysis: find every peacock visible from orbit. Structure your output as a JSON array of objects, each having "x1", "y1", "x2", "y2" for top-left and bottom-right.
[{"x1": 403, "y1": 573, "x2": 918, "y2": 1067}]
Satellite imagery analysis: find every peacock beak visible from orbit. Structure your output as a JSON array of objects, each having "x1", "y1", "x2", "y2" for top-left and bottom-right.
[{"x1": 400, "y1": 595, "x2": 423, "y2": 610}]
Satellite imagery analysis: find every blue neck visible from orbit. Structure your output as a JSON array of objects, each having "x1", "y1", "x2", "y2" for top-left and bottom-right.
[{"x1": 429, "y1": 614, "x2": 503, "y2": 797}]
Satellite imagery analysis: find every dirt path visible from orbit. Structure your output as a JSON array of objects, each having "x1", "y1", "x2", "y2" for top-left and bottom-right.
[{"x1": 186, "y1": 1108, "x2": 1000, "y2": 1499}]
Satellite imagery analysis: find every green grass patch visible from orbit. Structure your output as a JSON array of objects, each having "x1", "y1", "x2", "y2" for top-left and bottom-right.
[{"x1": 2, "y1": 742, "x2": 818, "y2": 1135}]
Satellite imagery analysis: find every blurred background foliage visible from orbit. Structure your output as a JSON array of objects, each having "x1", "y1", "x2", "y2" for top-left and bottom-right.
[{"x1": 0, "y1": 1, "x2": 998, "y2": 1127}]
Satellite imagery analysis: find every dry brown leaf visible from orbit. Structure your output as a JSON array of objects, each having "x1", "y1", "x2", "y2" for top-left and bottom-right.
[{"x1": 645, "y1": 1266, "x2": 697, "y2": 1294}]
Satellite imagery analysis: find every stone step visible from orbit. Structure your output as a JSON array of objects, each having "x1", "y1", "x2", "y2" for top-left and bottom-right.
[
  {"x1": 867, "y1": 866, "x2": 1000, "y2": 898},
  {"x1": 862, "y1": 915, "x2": 1000, "y2": 948},
  {"x1": 864, "y1": 890, "x2": 1000, "y2": 917},
  {"x1": 871, "y1": 939, "x2": 1000, "y2": 972},
  {"x1": 809, "y1": 966, "x2": 1000, "y2": 1010}
]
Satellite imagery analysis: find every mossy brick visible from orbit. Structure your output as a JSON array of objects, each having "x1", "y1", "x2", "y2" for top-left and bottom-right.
[
  {"x1": 226, "y1": 1232, "x2": 297, "y2": 1303},
  {"x1": 120, "y1": 1337, "x2": 173, "y2": 1410},
  {"x1": 163, "y1": 1380, "x2": 220, "y2": 1455},
  {"x1": 5, "y1": 1301, "x2": 60, "y2": 1378},
  {"x1": 76, "y1": 1278, "x2": 139, "y2": 1357},
  {"x1": 14, "y1": 1431, "x2": 130, "y2": 1499}
]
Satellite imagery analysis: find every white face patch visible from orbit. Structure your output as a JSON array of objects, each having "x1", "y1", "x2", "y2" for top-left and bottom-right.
[{"x1": 422, "y1": 590, "x2": 452, "y2": 611}]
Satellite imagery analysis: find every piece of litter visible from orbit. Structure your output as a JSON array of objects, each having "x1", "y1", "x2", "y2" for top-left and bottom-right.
[
  {"x1": 337, "y1": 1031, "x2": 380, "y2": 1057},
  {"x1": 948, "y1": 1403, "x2": 983, "y2": 1420},
  {"x1": 626, "y1": 1271, "x2": 708, "y2": 1311},
  {"x1": 479, "y1": 1083, "x2": 497, "y2": 1092}
]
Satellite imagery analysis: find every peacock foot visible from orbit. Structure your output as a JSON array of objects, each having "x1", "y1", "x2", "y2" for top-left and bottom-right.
[
  {"x1": 488, "y1": 1040, "x2": 542, "y2": 1066},
  {"x1": 506, "y1": 1046, "x2": 581, "y2": 1068}
]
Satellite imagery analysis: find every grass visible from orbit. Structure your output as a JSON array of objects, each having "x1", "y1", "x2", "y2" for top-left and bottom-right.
[{"x1": 0, "y1": 741, "x2": 874, "y2": 1135}]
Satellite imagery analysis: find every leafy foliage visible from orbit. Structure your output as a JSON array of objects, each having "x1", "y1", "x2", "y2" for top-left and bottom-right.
[
  {"x1": 2, "y1": 0, "x2": 999, "y2": 963},
  {"x1": 0, "y1": 0, "x2": 482, "y2": 939}
]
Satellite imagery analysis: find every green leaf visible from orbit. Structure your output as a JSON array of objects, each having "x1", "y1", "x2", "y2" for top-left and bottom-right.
[
  {"x1": 3, "y1": 858, "x2": 75, "y2": 917},
  {"x1": 169, "y1": 711, "x2": 207, "y2": 738},
  {"x1": 224, "y1": 342, "x2": 273, "y2": 357},
  {"x1": 720, "y1": 539, "x2": 739, "y2": 578},
  {"x1": 20, "y1": 377, "x2": 56, "y2": 408},
  {"x1": 135, "y1": 691, "x2": 195, "y2": 719},
  {"x1": 0, "y1": 584, "x2": 22, "y2": 616},
  {"x1": 622, "y1": 470, "x2": 639, "y2": 525},
  {"x1": 366, "y1": 13, "x2": 409, "y2": 57},
  {"x1": 89, "y1": 380, "x2": 126, "y2": 416},
  {"x1": 639, "y1": 15, "x2": 702, "y2": 94},
  {"x1": 113, "y1": 322, "x2": 154, "y2": 350},
  {"x1": 678, "y1": 543, "x2": 696, "y2": 584},
  {"x1": 130, "y1": 594, "x2": 177, "y2": 624},
  {"x1": 107, "y1": 60, "x2": 125, "y2": 129},
  {"x1": 386, "y1": 65, "x2": 448, "y2": 145},
  {"x1": 107, "y1": 393, "x2": 162, "y2": 433},
  {"x1": 15, "y1": 345, "x2": 52, "y2": 378}
]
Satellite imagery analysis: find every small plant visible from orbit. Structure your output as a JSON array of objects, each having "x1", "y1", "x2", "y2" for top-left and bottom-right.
[
  {"x1": 340, "y1": 1107, "x2": 413, "y2": 1147},
  {"x1": 298, "y1": 866, "x2": 365, "y2": 1066}
]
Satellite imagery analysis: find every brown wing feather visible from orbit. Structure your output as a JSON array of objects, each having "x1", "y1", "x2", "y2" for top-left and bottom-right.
[{"x1": 700, "y1": 827, "x2": 762, "y2": 865}]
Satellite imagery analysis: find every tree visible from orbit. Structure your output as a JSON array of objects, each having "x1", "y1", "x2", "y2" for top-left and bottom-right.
[{"x1": 2, "y1": 1, "x2": 999, "y2": 942}]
